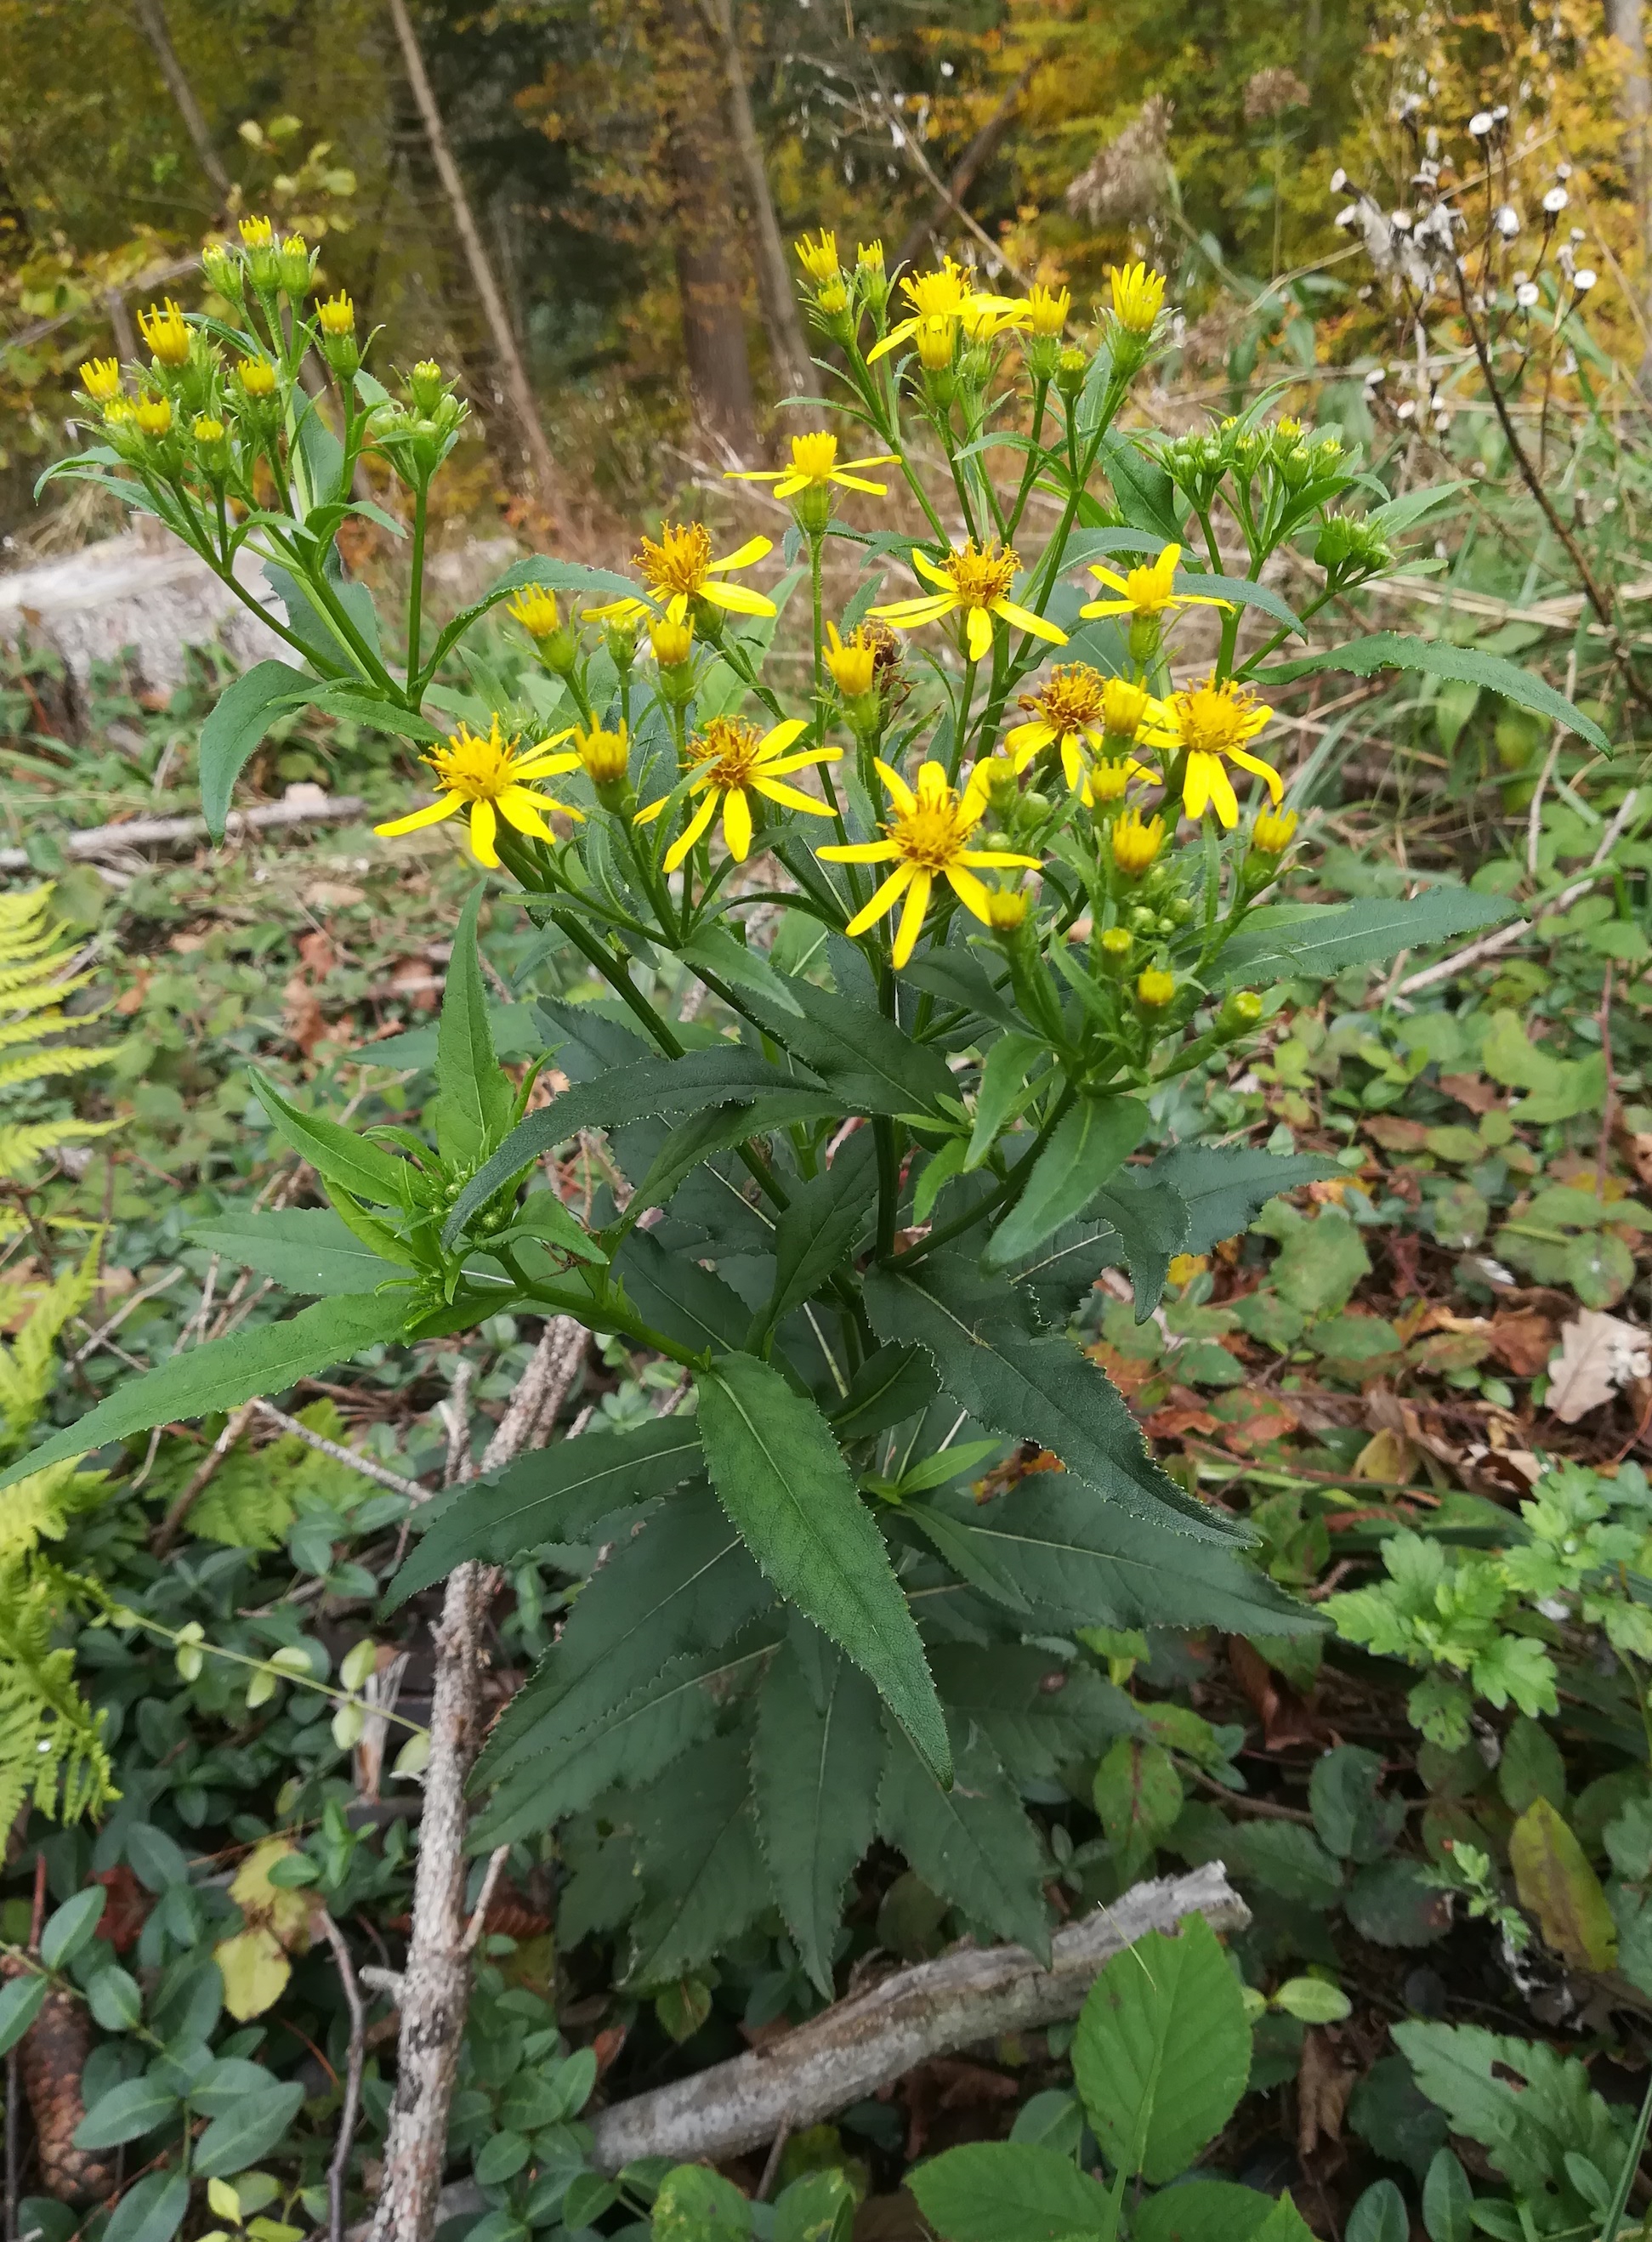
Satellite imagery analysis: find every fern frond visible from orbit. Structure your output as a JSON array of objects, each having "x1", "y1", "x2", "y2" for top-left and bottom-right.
[
  {"x1": 0, "y1": 1043, "x2": 124, "y2": 1093},
  {"x1": 0, "y1": 1462, "x2": 108, "y2": 1557},
  {"x1": 0, "y1": 1558, "x2": 117, "y2": 1829},
  {"x1": 0, "y1": 1116, "x2": 122, "y2": 1185},
  {"x1": 0, "y1": 1242, "x2": 102, "y2": 1445}
]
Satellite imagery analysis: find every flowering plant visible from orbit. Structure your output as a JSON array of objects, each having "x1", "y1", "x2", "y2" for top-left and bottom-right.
[{"x1": 20, "y1": 220, "x2": 1565, "y2": 1955}]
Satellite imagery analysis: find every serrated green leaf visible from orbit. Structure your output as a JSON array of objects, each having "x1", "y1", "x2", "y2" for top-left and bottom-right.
[
  {"x1": 907, "y1": 2143, "x2": 1113, "y2": 2242},
  {"x1": 624, "y1": 1734, "x2": 774, "y2": 1986},
  {"x1": 1072, "y1": 1914, "x2": 1251, "y2": 2182},
  {"x1": 986, "y1": 1097, "x2": 1150, "y2": 1268},
  {"x1": 1391, "y1": 2022, "x2": 1624, "y2": 2204},
  {"x1": 966, "y1": 1035, "x2": 1046, "y2": 1171},
  {"x1": 928, "y1": 1644, "x2": 1140, "y2": 1779},
  {"x1": 1214, "y1": 892, "x2": 1519, "y2": 990},
  {"x1": 752, "y1": 1635, "x2": 884, "y2": 1997},
  {"x1": 695, "y1": 1352, "x2": 950, "y2": 1784},
  {"x1": 762, "y1": 1133, "x2": 877, "y2": 1335},
  {"x1": 1090, "y1": 1177, "x2": 1190, "y2": 1320},
  {"x1": 436, "y1": 886, "x2": 514, "y2": 1168},
  {"x1": 250, "y1": 1067, "x2": 422, "y2": 1209},
  {"x1": 0, "y1": 1291, "x2": 413, "y2": 1494},
  {"x1": 877, "y1": 1721, "x2": 1049, "y2": 1957},
  {"x1": 188, "y1": 1206, "x2": 407, "y2": 1295},
  {"x1": 740, "y1": 978, "x2": 957, "y2": 1118},
  {"x1": 1258, "y1": 632, "x2": 1608, "y2": 752},
  {"x1": 1133, "y1": 2179, "x2": 1278, "y2": 2242},
  {"x1": 629, "y1": 1094, "x2": 838, "y2": 1213},
  {"x1": 1147, "y1": 1145, "x2": 1345, "y2": 1257},
  {"x1": 898, "y1": 951, "x2": 1028, "y2": 1036},
  {"x1": 615, "y1": 1229, "x2": 751, "y2": 1354},
  {"x1": 384, "y1": 1418, "x2": 704, "y2": 1608},
  {"x1": 198, "y1": 661, "x2": 313, "y2": 841},
  {"x1": 678, "y1": 921, "x2": 804, "y2": 1015}
]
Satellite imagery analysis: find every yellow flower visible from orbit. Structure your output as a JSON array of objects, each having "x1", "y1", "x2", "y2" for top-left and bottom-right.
[
  {"x1": 575, "y1": 725, "x2": 630, "y2": 788},
  {"x1": 818, "y1": 759, "x2": 1041, "y2": 968},
  {"x1": 1023, "y1": 283, "x2": 1071, "y2": 337},
  {"x1": 103, "y1": 399, "x2": 135, "y2": 429},
  {"x1": 133, "y1": 394, "x2": 173, "y2": 438},
  {"x1": 857, "y1": 240, "x2": 886, "y2": 274},
  {"x1": 815, "y1": 277, "x2": 851, "y2": 317},
  {"x1": 1005, "y1": 663, "x2": 1113, "y2": 792},
  {"x1": 191, "y1": 416, "x2": 225, "y2": 443},
  {"x1": 1110, "y1": 263, "x2": 1167, "y2": 334},
  {"x1": 1100, "y1": 676, "x2": 1149, "y2": 740},
  {"x1": 986, "y1": 888, "x2": 1029, "y2": 932},
  {"x1": 795, "y1": 230, "x2": 841, "y2": 283},
  {"x1": 824, "y1": 622, "x2": 878, "y2": 698},
  {"x1": 507, "y1": 587, "x2": 563, "y2": 639},
  {"x1": 649, "y1": 616, "x2": 695, "y2": 668},
  {"x1": 586, "y1": 521, "x2": 775, "y2": 627},
  {"x1": 373, "y1": 716, "x2": 582, "y2": 867},
  {"x1": 866, "y1": 259, "x2": 1024, "y2": 363},
  {"x1": 1139, "y1": 675, "x2": 1283, "y2": 827},
  {"x1": 959, "y1": 295, "x2": 1028, "y2": 345},
  {"x1": 1080, "y1": 542, "x2": 1232, "y2": 623},
  {"x1": 79, "y1": 358, "x2": 122, "y2": 402},
  {"x1": 1110, "y1": 808, "x2": 1165, "y2": 876},
  {"x1": 316, "y1": 292, "x2": 355, "y2": 337},
  {"x1": 1137, "y1": 968, "x2": 1176, "y2": 1007},
  {"x1": 239, "y1": 214, "x2": 275, "y2": 248},
  {"x1": 1085, "y1": 758, "x2": 1137, "y2": 805},
  {"x1": 139, "y1": 299, "x2": 190, "y2": 367},
  {"x1": 914, "y1": 314, "x2": 957, "y2": 371},
  {"x1": 634, "y1": 715, "x2": 838, "y2": 870},
  {"x1": 726, "y1": 431, "x2": 898, "y2": 500},
  {"x1": 237, "y1": 357, "x2": 277, "y2": 399},
  {"x1": 870, "y1": 539, "x2": 1068, "y2": 665},
  {"x1": 1252, "y1": 806, "x2": 1299, "y2": 857}
]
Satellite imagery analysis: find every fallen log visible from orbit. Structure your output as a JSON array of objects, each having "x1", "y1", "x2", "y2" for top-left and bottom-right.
[
  {"x1": 588, "y1": 1862, "x2": 1247, "y2": 2173},
  {"x1": 0, "y1": 792, "x2": 368, "y2": 874}
]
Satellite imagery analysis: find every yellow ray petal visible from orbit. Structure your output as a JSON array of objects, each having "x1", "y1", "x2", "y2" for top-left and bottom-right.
[
  {"x1": 663, "y1": 784, "x2": 723, "y2": 872},
  {"x1": 865, "y1": 318, "x2": 918, "y2": 363},
  {"x1": 498, "y1": 787, "x2": 557, "y2": 841},
  {"x1": 1078, "y1": 597, "x2": 1132, "y2": 619},
  {"x1": 867, "y1": 593, "x2": 955, "y2": 627},
  {"x1": 891, "y1": 871, "x2": 933, "y2": 967},
  {"x1": 758, "y1": 718, "x2": 809, "y2": 758},
  {"x1": 965, "y1": 605, "x2": 995, "y2": 662},
  {"x1": 1087, "y1": 565, "x2": 1133, "y2": 595},
  {"x1": 826, "y1": 472, "x2": 889, "y2": 495},
  {"x1": 374, "y1": 794, "x2": 463, "y2": 838},
  {"x1": 771, "y1": 474, "x2": 810, "y2": 498},
  {"x1": 911, "y1": 548, "x2": 955, "y2": 591},
  {"x1": 722, "y1": 786, "x2": 753, "y2": 861},
  {"x1": 1183, "y1": 754, "x2": 1212, "y2": 821},
  {"x1": 753, "y1": 777, "x2": 835, "y2": 815},
  {"x1": 699, "y1": 581, "x2": 778, "y2": 617},
  {"x1": 991, "y1": 597, "x2": 1067, "y2": 645},
  {"x1": 957, "y1": 847, "x2": 1043, "y2": 870},
  {"x1": 468, "y1": 798, "x2": 500, "y2": 867},
  {"x1": 724, "y1": 467, "x2": 784, "y2": 483},
  {"x1": 633, "y1": 794, "x2": 670, "y2": 827},
  {"x1": 1205, "y1": 757, "x2": 1240, "y2": 827},
  {"x1": 1229, "y1": 745, "x2": 1285, "y2": 803},
  {"x1": 873, "y1": 758, "x2": 917, "y2": 815},
  {"x1": 764, "y1": 746, "x2": 843, "y2": 775},
  {"x1": 843, "y1": 451, "x2": 900, "y2": 471},
  {"x1": 819, "y1": 839, "x2": 899, "y2": 863},
  {"x1": 845, "y1": 862, "x2": 916, "y2": 938},
  {"x1": 708, "y1": 534, "x2": 774, "y2": 571},
  {"x1": 944, "y1": 865, "x2": 995, "y2": 923},
  {"x1": 1004, "y1": 719, "x2": 1053, "y2": 762}
]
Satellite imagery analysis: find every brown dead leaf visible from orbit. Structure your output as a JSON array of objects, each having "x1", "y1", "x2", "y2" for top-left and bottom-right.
[
  {"x1": 1487, "y1": 1310, "x2": 1556, "y2": 1378},
  {"x1": 1439, "y1": 1073, "x2": 1501, "y2": 1114},
  {"x1": 1228, "y1": 1634, "x2": 1323, "y2": 1750},
  {"x1": 900, "y1": 2057, "x2": 1019, "y2": 2160},
  {"x1": 1297, "y1": 2028, "x2": 1356, "y2": 2163},
  {"x1": 1143, "y1": 1397, "x2": 1219, "y2": 1442},
  {"x1": 1085, "y1": 1340, "x2": 1159, "y2": 1400},
  {"x1": 1632, "y1": 1133, "x2": 1652, "y2": 1191},
  {"x1": 1546, "y1": 1311, "x2": 1651, "y2": 1425},
  {"x1": 91, "y1": 1866, "x2": 149, "y2": 1955},
  {"x1": 1363, "y1": 1115, "x2": 1430, "y2": 1152}
]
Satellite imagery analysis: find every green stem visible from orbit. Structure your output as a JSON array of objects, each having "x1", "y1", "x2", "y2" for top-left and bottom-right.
[
  {"x1": 887, "y1": 1086, "x2": 1075, "y2": 1271},
  {"x1": 406, "y1": 479, "x2": 429, "y2": 684}
]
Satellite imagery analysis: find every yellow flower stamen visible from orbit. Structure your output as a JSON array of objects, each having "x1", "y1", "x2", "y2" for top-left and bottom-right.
[
  {"x1": 1005, "y1": 662, "x2": 1112, "y2": 792},
  {"x1": 507, "y1": 587, "x2": 562, "y2": 639},
  {"x1": 1100, "y1": 677, "x2": 1149, "y2": 740},
  {"x1": 870, "y1": 539, "x2": 1068, "y2": 665},
  {"x1": 818, "y1": 758, "x2": 1042, "y2": 969},
  {"x1": 587, "y1": 520, "x2": 776, "y2": 628},
  {"x1": 1138, "y1": 675, "x2": 1283, "y2": 830},
  {"x1": 239, "y1": 214, "x2": 275, "y2": 248},
  {"x1": 1137, "y1": 968, "x2": 1176, "y2": 1008},
  {"x1": 79, "y1": 358, "x2": 122, "y2": 403},
  {"x1": 795, "y1": 230, "x2": 841, "y2": 283},
  {"x1": 1080, "y1": 542, "x2": 1232, "y2": 623},
  {"x1": 1110, "y1": 263, "x2": 1167, "y2": 334},
  {"x1": 192, "y1": 416, "x2": 225, "y2": 444},
  {"x1": 649, "y1": 616, "x2": 695, "y2": 668},
  {"x1": 373, "y1": 715, "x2": 582, "y2": 868},
  {"x1": 634, "y1": 714, "x2": 839, "y2": 870},
  {"x1": 138, "y1": 299, "x2": 190, "y2": 368},
  {"x1": 237, "y1": 357, "x2": 277, "y2": 399},
  {"x1": 576, "y1": 725, "x2": 630, "y2": 788},
  {"x1": 1024, "y1": 282, "x2": 1071, "y2": 338},
  {"x1": 133, "y1": 394, "x2": 173, "y2": 438}
]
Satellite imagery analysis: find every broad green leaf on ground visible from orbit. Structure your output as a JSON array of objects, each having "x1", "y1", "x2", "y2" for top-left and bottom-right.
[
  {"x1": 472, "y1": 1626, "x2": 782, "y2": 1847},
  {"x1": 187, "y1": 1207, "x2": 404, "y2": 1297},
  {"x1": 102, "y1": 2173, "x2": 190, "y2": 2242},
  {"x1": 0, "y1": 1291, "x2": 413, "y2": 1493},
  {"x1": 752, "y1": 1634, "x2": 884, "y2": 1996},
  {"x1": 1132, "y1": 2180, "x2": 1279, "y2": 2242},
  {"x1": 1309, "y1": 1745, "x2": 1407, "y2": 1863},
  {"x1": 863, "y1": 1257, "x2": 1243, "y2": 1542},
  {"x1": 435, "y1": 885, "x2": 514, "y2": 1168},
  {"x1": 907, "y1": 2142, "x2": 1113, "y2": 2242},
  {"x1": 384, "y1": 1418, "x2": 705, "y2": 1608},
  {"x1": 1391, "y1": 2023, "x2": 1625, "y2": 2203},
  {"x1": 473, "y1": 1486, "x2": 772, "y2": 1788},
  {"x1": 249, "y1": 1069, "x2": 420, "y2": 1208},
  {"x1": 695, "y1": 1353, "x2": 950, "y2": 1783},
  {"x1": 763, "y1": 1132, "x2": 877, "y2": 1332},
  {"x1": 1257, "y1": 632, "x2": 1609, "y2": 752},
  {"x1": 1147, "y1": 1145, "x2": 1345, "y2": 1256},
  {"x1": 1508, "y1": 1797, "x2": 1617, "y2": 1970},
  {"x1": 1213, "y1": 892, "x2": 1519, "y2": 990},
  {"x1": 624, "y1": 1734, "x2": 775, "y2": 1986},
  {"x1": 1093, "y1": 1737, "x2": 1183, "y2": 1862},
  {"x1": 198, "y1": 660, "x2": 312, "y2": 840},
  {"x1": 877, "y1": 1720, "x2": 1051, "y2": 1958},
  {"x1": 193, "y1": 2082, "x2": 307, "y2": 2177},
  {"x1": 0, "y1": 1976, "x2": 48, "y2": 2055},
  {"x1": 73, "y1": 2075, "x2": 180, "y2": 2149},
  {"x1": 985, "y1": 1097, "x2": 1150, "y2": 1267},
  {"x1": 1072, "y1": 1915, "x2": 1252, "y2": 2182}
]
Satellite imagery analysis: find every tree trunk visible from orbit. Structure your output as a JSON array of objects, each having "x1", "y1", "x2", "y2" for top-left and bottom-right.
[
  {"x1": 1606, "y1": 0, "x2": 1652, "y2": 387},
  {"x1": 130, "y1": 0, "x2": 232, "y2": 206},
  {"x1": 656, "y1": 0, "x2": 759, "y2": 460},
  {"x1": 695, "y1": 0, "x2": 812, "y2": 406},
  {"x1": 385, "y1": 0, "x2": 561, "y2": 511}
]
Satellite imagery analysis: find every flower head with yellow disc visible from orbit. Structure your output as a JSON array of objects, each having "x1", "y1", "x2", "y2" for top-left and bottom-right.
[{"x1": 819, "y1": 760, "x2": 1041, "y2": 968}]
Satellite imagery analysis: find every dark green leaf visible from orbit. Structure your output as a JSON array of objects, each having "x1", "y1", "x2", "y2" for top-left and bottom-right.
[
  {"x1": 1147, "y1": 1145, "x2": 1344, "y2": 1257},
  {"x1": 695, "y1": 1352, "x2": 950, "y2": 1784},
  {"x1": 1258, "y1": 632, "x2": 1608, "y2": 752},
  {"x1": 384, "y1": 1418, "x2": 704, "y2": 1608},
  {"x1": 1310, "y1": 1745, "x2": 1406, "y2": 1863},
  {"x1": 1132, "y1": 2180, "x2": 1278, "y2": 2242},
  {"x1": 86, "y1": 1968, "x2": 142, "y2": 2033},
  {"x1": 877, "y1": 1722, "x2": 1050, "y2": 1958},
  {"x1": 1422, "y1": 2150, "x2": 1474, "y2": 2242},
  {"x1": 103, "y1": 2174, "x2": 190, "y2": 2242},
  {"x1": 1097, "y1": 432, "x2": 1185, "y2": 543},
  {"x1": 198, "y1": 661, "x2": 312, "y2": 841},
  {"x1": 436, "y1": 886, "x2": 514, "y2": 1168},
  {"x1": 907, "y1": 2143, "x2": 1113, "y2": 2242},
  {"x1": 614, "y1": 1229, "x2": 752, "y2": 1354},
  {"x1": 187, "y1": 1206, "x2": 407, "y2": 1296},
  {"x1": 679, "y1": 921, "x2": 804, "y2": 1015},
  {"x1": 897, "y1": 952, "x2": 1028, "y2": 1036},
  {"x1": 752, "y1": 1635, "x2": 885, "y2": 1996},
  {"x1": 1347, "y1": 2182, "x2": 1408, "y2": 2242},
  {"x1": 40, "y1": 1887, "x2": 105, "y2": 1968},
  {"x1": 829, "y1": 1342, "x2": 939, "y2": 1440},
  {"x1": 1226, "y1": 1820, "x2": 1344, "y2": 1905},
  {"x1": 985, "y1": 1098, "x2": 1150, "y2": 1268},
  {"x1": 250, "y1": 1068, "x2": 420, "y2": 1208},
  {"x1": 740, "y1": 979, "x2": 958, "y2": 1118},
  {"x1": 1008, "y1": 1218, "x2": 1126, "y2": 1326},
  {"x1": 0, "y1": 1291, "x2": 413, "y2": 1493},
  {"x1": 1072, "y1": 1914, "x2": 1251, "y2": 2182},
  {"x1": 193, "y1": 2082, "x2": 307, "y2": 2176},
  {"x1": 862, "y1": 1257, "x2": 1240, "y2": 1541},
  {"x1": 1345, "y1": 1860, "x2": 1450, "y2": 1947},
  {"x1": 73, "y1": 2076, "x2": 179, "y2": 2150},
  {"x1": 1213, "y1": 892, "x2": 1519, "y2": 989},
  {"x1": 624, "y1": 1734, "x2": 775, "y2": 1985},
  {"x1": 0, "y1": 1977, "x2": 47, "y2": 2056},
  {"x1": 1090, "y1": 1177, "x2": 1190, "y2": 1320},
  {"x1": 630, "y1": 1094, "x2": 837, "y2": 1212},
  {"x1": 928, "y1": 1644, "x2": 1140, "y2": 1780},
  {"x1": 764, "y1": 1133, "x2": 877, "y2": 1331}
]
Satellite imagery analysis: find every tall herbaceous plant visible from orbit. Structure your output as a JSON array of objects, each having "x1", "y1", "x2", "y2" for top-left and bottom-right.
[{"x1": 23, "y1": 221, "x2": 1556, "y2": 1848}]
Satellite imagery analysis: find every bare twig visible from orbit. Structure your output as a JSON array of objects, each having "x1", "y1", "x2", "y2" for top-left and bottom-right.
[
  {"x1": 66, "y1": 1263, "x2": 186, "y2": 1367},
  {"x1": 0, "y1": 795, "x2": 368, "y2": 876},
  {"x1": 588, "y1": 1865, "x2": 1248, "y2": 2171},
  {"x1": 250, "y1": 1400, "x2": 429, "y2": 1503},
  {"x1": 461, "y1": 1848, "x2": 512, "y2": 1955},
  {"x1": 755, "y1": 2119, "x2": 792, "y2": 2204},
  {"x1": 150, "y1": 1399, "x2": 257, "y2": 1555},
  {"x1": 315, "y1": 1911, "x2": 368, "y2": 2242}
]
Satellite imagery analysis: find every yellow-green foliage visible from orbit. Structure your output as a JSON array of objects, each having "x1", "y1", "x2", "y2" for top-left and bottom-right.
[{"x1": 0, "y1": 883, "x2": 121, "y2": 1226}]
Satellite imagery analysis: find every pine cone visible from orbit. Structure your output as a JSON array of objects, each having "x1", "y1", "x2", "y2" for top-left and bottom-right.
[{"x1": 0, "y1": 1958, "x2": 117, "y2": 2205}]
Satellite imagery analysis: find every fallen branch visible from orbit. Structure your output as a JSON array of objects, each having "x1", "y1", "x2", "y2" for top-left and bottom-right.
[
  {"x1": 587, "y1": 1862, "x2": 1248, "y2": 2172},
  {"x1": 0, "y1": 794, "x2": 367, "y2": 874}
]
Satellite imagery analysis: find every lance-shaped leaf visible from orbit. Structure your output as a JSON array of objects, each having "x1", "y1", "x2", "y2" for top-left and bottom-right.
[
  {"x1": 760, "y1": 1132, "x2": 877, "y2": 1335},
  {"x1": 188, "y1": 1207, "x2": 406, "y2": 1297},
  {"x1": 695, "y1": 1352, "x2": 951, "y2": 1784},
  {"x1": 1257, "y1": 631, "x2": 1608, "y2": 752},
  {"x1": 630, "y1": 1093, "x2": 840, "y2": 1212},
  {"x1": 623, "y1": 1734, "x2": 775, "y2": 1988},
  {"x1": 739, "y1": 979, "x2": 958, "y2": 1118},
  {"x1": 1213, "y1": 892, "x2": 1519, "y2": 990},
  {"x1": 878, "y1": 1719, "x2": 1050, "y2": 1958},
  {"x1": 863, "y1": 1257, "x2": 1241, "y2": 1542},
  {"x1": 198, "y1": 661, "x2": 312, "y2": 841},
  {"x1": 383, "y1": 1418, "x2": 705, "y2": 1609},
  {"x1": 250, "y1": 1068, "x2": 422, "y2": 1209},
  {"x1": 828, "y1": 1342, "x2": 940, "y2": 1440},
  {"x1": 0, "y1": 1291, "x2": 413, "y2": 1493},
  {"x1": 985, "y1": 1096, "x2": 1149, "y2": 1268},
  {"x1": 614, "y1": 1229, "x2": 752, "y2": 1354},
  {"x1": 1090, "y1": 1176, "x2": 1189, "y2": 1320},
  {"x1": 436, "y1": 885, "x2": 515, "y2": 1168},
  {"x1": 1146, "y1": 1144, "x2": 1345, "y2": 1256}
]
